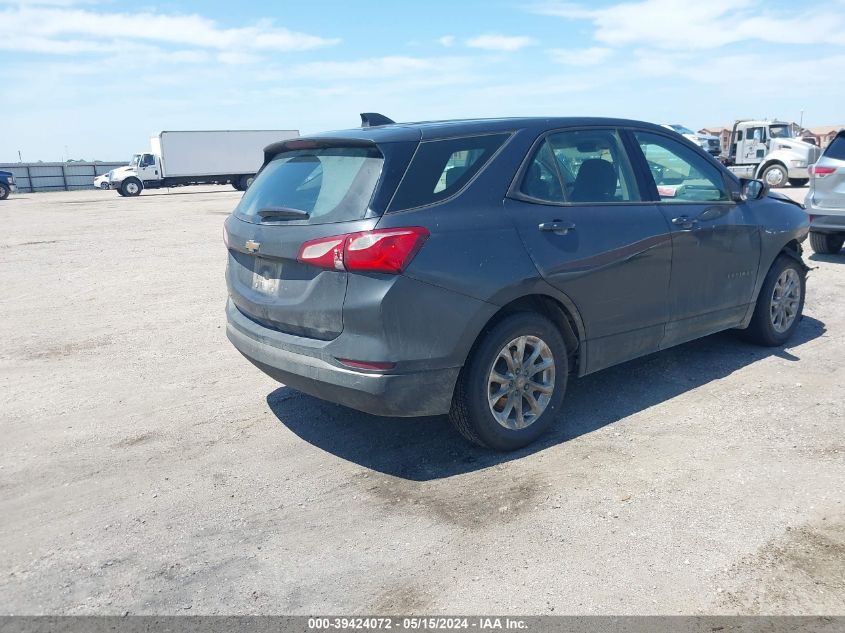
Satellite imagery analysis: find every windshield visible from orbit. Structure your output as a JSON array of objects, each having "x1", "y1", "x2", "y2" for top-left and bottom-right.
[
  {"x1": 769, "y1": 125, "x2": 794, "y2": 139},
  {"x1": 235, "y1": 146, "x2": 384, "y2": 225},
  {"x1": 130, "y1": 154, "x2": 141, "y2": 167},
  {"x1": 671, "y1": 125, "x2": 696, "y2": 135}
]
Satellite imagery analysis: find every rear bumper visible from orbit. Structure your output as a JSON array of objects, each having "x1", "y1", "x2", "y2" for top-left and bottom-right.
[
  {"x1": 226, "y1": 299, "x2": 459, "y2": 417},
  {"x1": 806, "y1": 194, "x2": 845, "y2": 232},
  {"x1": 809, "y1": 213, "x2": 845, "y2": 234}
]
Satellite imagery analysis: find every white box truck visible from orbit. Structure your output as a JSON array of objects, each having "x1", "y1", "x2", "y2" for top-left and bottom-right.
[{"x1": 107, "y1": 129, "x2": 299, "y2": 196}]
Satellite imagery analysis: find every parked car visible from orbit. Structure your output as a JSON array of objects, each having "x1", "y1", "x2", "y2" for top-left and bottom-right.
[
  {"x1": 94, "y1": 173, "x2": 111, "y2": 190},
  {"x1": 225, "y1": 115, "x2": 810, "y2": 450},
  {"x1": 661, "y1": 124, "x2": 721, "y2": 156},
  {"x1": 806, "y1": 129, "x2": 845, "y2": 255},
  {"x1": 0, "y1": 170, "x2": 16, "y2": 200}
]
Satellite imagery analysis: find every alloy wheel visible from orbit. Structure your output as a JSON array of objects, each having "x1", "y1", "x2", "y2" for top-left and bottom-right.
[
  {"x1": 487, "y1": 335, "x2": 555, "y2": 430},
  {"x1": 770, "y1": 268, "x2": 801, "y2": 333}
]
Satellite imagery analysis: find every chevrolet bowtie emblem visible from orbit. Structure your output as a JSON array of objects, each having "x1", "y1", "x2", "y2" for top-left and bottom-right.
[{"x1": 245, "y1": 240, "x2": 260, "y2": 253}]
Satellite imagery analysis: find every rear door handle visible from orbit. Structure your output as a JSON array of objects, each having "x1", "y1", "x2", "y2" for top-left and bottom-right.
[
  {"x1": 539, "y1": 220, "x2": 576, "y2": 235},
  {"x1": 671, "y1": 216, "x2": 698, "y2": 230}
]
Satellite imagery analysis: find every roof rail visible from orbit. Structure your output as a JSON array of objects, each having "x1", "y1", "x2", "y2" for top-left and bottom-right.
[{"x1": 360, "y1": 113, "x2": 395, "y2": 127}]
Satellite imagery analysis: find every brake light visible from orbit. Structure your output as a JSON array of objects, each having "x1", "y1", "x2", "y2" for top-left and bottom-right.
[
  {"x1": 297, "y1": 227, "x2": 429, "y2": 273},
  {"x1": 810, "y1": 165, "x2": 836, "y2": 177}
]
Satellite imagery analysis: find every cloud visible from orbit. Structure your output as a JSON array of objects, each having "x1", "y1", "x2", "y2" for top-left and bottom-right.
[
  {"x1": 466, "y1": 34, "x2": 536, "y2": 52},
  {"x1": 289, "y1": 56, "x2": 441, "y2": 80},
  {"x1": 0, "y1": 5, "x2": 339, "y2": 56},
  {"x1": 528, "y1": 0, "x2": 845, "y2": 49},
  {"x1": 549, "y1": 47, "x2": 611, "y2": 65},
  {"x1": 438, "y1": 35, "x2": 456, "y2": 47}
]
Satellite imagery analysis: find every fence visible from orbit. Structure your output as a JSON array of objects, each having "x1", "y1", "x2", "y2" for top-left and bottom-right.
[{"x1": 0, "y1": 162, "x2": 126, "y2": 193}]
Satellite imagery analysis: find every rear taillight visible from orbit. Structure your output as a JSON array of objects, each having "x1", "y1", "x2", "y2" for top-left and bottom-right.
[
  {"x1": 297, "y1": 227, "x2": 429, "y2": 274},
  {"x1": 810, "y1": 165, "x2": 836, "y2": 177}
]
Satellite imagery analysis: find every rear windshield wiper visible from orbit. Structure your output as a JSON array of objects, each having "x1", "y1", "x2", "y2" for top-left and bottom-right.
[{"x1": 257, "y1": 207, "x2": 310, "y2": 220}]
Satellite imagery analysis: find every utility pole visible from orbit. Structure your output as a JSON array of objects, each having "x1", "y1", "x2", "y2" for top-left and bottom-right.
[
  {"x1": 18, "y1": 150, "x2": 22, "y2": 162},
  {"x1": 800, "y1": 109, "x2": 804, "y2": 128}
]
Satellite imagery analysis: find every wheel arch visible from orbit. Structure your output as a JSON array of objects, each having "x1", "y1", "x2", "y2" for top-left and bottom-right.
[
  {"x1": 464, "y1": 291, "x2": 587, "y2": 377},
  {"x1": 775, "y1": 239, "x2": 811, "y2": 277},
  {"x1": 741, "y1": 238, "x2": 808, "y2": 329}
]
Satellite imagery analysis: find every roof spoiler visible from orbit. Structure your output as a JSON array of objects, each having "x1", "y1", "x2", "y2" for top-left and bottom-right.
[
  {"x1": 261, "y1": 137, "x2": 377, "y2": 166},
  {"x1": 360, "y1": 112, "x2": 395, "y2": 127}
]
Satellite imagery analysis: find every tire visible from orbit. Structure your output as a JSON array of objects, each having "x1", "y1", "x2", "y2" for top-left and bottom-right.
[
  {"x1": 760, "y1": 163, "x2": 788, "y2": 188},
  {"x1": 449, "y1": 312, "x2": 568, "y2": 451},
  {"x1": 809, "y1": 231, "x2": 844, "y2": 255},
  {"x1": 789, "y1": 178, "x2": 809, "y2": 187},
  {"x1": 742, "y1": 255, "x2": 806, "y2": 346},
  {"x1": 0, "y1": 184, "x2": 9, "y2": 200},
  {"x1": 238, "y1": 175, "x2": 254, "y2": 191},
  {"x1": 232, "y1": 182, "x2": 243, "y2": 191},
  {"x1": 116, "y1": 189, "x2": 127, "y2": 197},
  {"x1": 120, "y1": 178, "x2": 142, "y2": 197}
]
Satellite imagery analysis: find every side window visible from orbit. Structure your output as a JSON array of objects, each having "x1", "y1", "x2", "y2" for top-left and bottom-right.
[
  {"x1": 519, "y1": 129, "x2": 639, "y2": 204},
  {"x1": 520, "y1": 141, "x2": 563, "y2": 202},
  {"x1": 824, "y1": 133, "x2": 845, "y2": 160},
  {"x1": 142, "y1": 154, "x2": 155, "y2": 167},
  {"x1": 389, "y1": 133, "x2": 510, "y2": 211},
  {"x1": 634, "y1": 131, "x2": 729, "y2": 202}
]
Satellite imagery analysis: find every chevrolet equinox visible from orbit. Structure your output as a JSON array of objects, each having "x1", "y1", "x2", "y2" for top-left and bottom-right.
[{"x1": 224, "y1": 115, "x2": 809, "y2": 450}]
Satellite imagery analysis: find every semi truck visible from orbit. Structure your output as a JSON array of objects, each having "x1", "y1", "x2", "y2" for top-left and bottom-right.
[
  {"x1": 108, "y1": 129, "x2": 299, "y2": 196},
  {"x1": 720, "y1": 120, "x2": 821, "y2": 188}
]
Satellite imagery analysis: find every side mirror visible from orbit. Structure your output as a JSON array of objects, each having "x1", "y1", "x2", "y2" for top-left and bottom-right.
[{"x1": 734, "y1": 178, "x2": 768, "y2": 202}]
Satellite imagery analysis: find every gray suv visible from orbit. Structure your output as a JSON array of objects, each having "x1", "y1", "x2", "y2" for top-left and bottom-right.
[
  {"x1": 806, "y1": 130, "x2": 845, "y2": 254},
  {"x1": 225, "y1": 116, "x2": 809, "y2": 450}
]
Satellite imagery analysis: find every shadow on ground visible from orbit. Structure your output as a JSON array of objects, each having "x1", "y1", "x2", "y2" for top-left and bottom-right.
[
  {"x1": 809, "y1": 252, "x2": 845, "y2": 265},
  {"x1": 267, "y1": 316, "x2": 826, "y2": 481}
]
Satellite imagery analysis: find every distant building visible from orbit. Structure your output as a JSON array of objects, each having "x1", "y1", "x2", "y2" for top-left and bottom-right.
[{"x1": 801, "y1": 126, "x2": 844, "y2": 148}]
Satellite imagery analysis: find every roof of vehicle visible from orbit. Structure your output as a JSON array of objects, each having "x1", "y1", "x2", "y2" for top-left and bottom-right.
[
  {"x1": 304, "y1": 116, "x2": 674, "y2": 143},
  {"x1": 734, "y1": 120, "x2": 790, "y2": 127}
]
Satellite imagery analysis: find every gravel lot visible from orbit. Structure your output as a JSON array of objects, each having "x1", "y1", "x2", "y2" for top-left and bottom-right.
[{"x1": 1, "y1": 186, "x2": 843, "y2": 615}]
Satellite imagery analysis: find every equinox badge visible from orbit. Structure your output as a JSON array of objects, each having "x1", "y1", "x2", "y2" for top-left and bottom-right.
[{"x1": 245, "y1": 240, "x2": 260, "y2": 253}]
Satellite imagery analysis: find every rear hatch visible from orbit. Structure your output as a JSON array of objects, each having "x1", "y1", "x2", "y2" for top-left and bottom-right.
[
  {"x1": 225, "y1": 139, "x2": 407, "y2": 340},
  {"x1": 809, "y1": 131, "x2": 845, "y2": 214}
]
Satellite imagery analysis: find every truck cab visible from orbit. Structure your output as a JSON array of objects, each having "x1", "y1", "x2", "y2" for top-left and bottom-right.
[
  {"x1": 723, "y1": 120, "x2": 821, "y2": 188},
  {"x1": 132, "y1": 152, "x2": 161, "y2": 185}
]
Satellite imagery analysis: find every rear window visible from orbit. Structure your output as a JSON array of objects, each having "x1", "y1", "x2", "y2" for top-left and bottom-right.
[
  {"x1": 824, "y1": 133, "x2": 845, "y2": 160},
  {"x1": 388, "y1": 133, "x2": 510, "y2": 211},
  {"x1": 235, "y1": 146, "x2": 383, "y2": 225}
]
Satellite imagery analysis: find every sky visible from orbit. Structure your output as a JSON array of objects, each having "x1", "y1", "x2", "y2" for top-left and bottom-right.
[{"x1": 2, "y1": 0, "x2": 845, "y2": 162}]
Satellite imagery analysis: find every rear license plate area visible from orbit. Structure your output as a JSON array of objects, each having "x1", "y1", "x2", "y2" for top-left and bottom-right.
[{"x1": 251, "y1": 257, "x2": 281, "y2": 295}]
